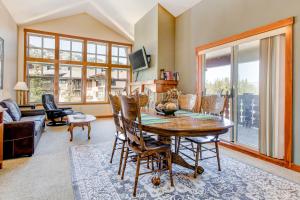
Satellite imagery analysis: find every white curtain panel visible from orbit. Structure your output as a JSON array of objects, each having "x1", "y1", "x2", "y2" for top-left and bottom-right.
[{"x1": 259, "y1": 34, "x2": 285, "y2": 159}]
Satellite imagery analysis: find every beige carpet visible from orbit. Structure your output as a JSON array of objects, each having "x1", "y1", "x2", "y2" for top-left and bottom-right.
[
  {"x1": 0, "y1": 119, "x2": 115, "y2": 200},
  {"x1": 0, "y1": 118, "x2": 299, "y2": 200}
]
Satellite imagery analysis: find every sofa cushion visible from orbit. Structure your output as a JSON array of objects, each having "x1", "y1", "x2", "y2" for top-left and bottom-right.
[
  {"x1": 20, "y1": 115, "x2": 46, "y2": 123},
  {"x1": 0, "y1": 99, "x2": 22, "y2": 121},
  {"x1": 0, "y1": 105, "x2": 13, "y2": 123},
  {"x1": 3, "y1": 111, "x2": 13, "y2": 123}
]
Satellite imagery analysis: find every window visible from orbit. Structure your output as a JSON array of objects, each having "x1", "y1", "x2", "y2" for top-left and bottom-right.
[
  {"x1": 111, "y1": 45, "x2": 130, "y2": 65},
  {"x1": 27, "y1": 62, "x2": 54, "y2": 103},
  {"x1": 87, "y1": 42, "x2": 107, "y2": 63},
  {"x1": 111, "y1": 68, "x2": 129, "y2": 95},
  {"x1": 60, "y1": 38, "x2": 83, "y2": 61},
  {"x1": 27, "y1": 33, "x2": 55, "y2": 59},
  {"x1": 25, "y1": 29, "x2": 131, "y2": 104},
  {"x1": 86, "y1": 67, "x2": 107, "y2": 102},
  {"x1": 59, "y1": 65, "x2": 82, "y2": 103}
]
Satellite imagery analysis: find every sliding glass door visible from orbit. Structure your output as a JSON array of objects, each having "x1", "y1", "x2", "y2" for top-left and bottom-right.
[
  {"x1": 235, "y1": 40, "x2": 260, "y2": 149},
  {"x1": 203, "y1": 47, "x2": 233, "y2": 142},
  {"x1": 203, "y1": 40, "x2": 260, "y2": 149}
]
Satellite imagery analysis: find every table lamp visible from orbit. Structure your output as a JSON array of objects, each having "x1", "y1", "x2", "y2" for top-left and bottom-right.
[{"x1": 14, "y1": 82, "x2": 29, "y2": 105}]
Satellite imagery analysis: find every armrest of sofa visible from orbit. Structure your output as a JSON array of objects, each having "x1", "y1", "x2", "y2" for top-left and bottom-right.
[
  {"x1": 21, "y1": 109, "x2": 45, "y2": 117},
  {"x1": 4, "y1": 121, "x2": 35, "y2": 140}
]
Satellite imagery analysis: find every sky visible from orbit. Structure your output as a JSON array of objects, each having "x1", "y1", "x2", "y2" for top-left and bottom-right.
[{"x1": 205, "y1": 61, "x2": 259, "y2": 87}]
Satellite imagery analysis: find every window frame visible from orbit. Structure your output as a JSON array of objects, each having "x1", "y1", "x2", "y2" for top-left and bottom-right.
[{"x1": 24, "y1": 29, "x2": 132, "y2": 104}]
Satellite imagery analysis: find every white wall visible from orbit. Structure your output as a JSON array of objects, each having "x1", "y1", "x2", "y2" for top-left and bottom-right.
[
  {"x1": 0, "y1": 1, "x2": 17, "y2": 101},
  {"x1": 18, "y1": 13, "x2": 132, "y2": 116}
]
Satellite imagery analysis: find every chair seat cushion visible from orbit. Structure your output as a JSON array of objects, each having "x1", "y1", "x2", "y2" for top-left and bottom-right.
[
  {"x1": 185, "y1": 136, "x2": 219, "y2": 144},
  {"x1": 144, "y1": 140, "x2": 171, "y2": 151}
]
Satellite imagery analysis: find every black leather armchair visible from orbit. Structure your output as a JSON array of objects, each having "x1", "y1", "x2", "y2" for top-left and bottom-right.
[{"x1": 42, "y1": 94, "x2": 74, "y2": 126}]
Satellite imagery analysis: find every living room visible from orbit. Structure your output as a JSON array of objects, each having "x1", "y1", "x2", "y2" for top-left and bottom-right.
[{"x1": 0, "y1": 0, "x2": 300, "y2": 199}]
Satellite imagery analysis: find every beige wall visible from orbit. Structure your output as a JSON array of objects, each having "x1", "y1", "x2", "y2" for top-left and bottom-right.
[
  {"x1": 18, "y1": 13, "x2": 132, "y2": 116},
  {"x1": 157, "y1": 5, "x2": 175, "y2": 75},
  {"x1": 133, "y1": 4, "x2": 175, "y2": 81},
  {"x1": 0, "y1": 1, "x2": 17, "y2": 101},
  {"x1": 175, "y1": 0, "x2": 300, "y2": 164},
  {"x1": 133, "y1": 5, "x2": 158, "y2": 81}
]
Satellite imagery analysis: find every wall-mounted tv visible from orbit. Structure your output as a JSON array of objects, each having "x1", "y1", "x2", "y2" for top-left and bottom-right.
[{"x1": 129, "y1": 47, "x2": 150, "y2": 72}]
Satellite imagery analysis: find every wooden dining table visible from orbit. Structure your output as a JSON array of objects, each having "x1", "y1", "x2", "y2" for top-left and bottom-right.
[{"x1": 141, "y1": 110, "x2": 234, "y2": 174}]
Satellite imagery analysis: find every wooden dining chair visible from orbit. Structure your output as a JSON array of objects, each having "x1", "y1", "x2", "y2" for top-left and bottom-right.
[
  {"x1": 175, "y1": 94, "x2": 198, "y2": 153},
  {"x1": 178, "y1": 95, "x2": 227, "y2": 177},
  {"x1": 120, "y1": 94, "x2": 174, "y2": 197},
  {"x1": 178, "y1": 94, "x2": 198, "y2": 112},
  {"x1": 108, "y1": 94, "x2": 127, "y2": 175}
]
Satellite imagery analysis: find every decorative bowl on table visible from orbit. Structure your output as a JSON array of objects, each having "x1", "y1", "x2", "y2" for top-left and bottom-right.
[{"x1": 155, "y1": 102, "x2": 178, "y2": 116}]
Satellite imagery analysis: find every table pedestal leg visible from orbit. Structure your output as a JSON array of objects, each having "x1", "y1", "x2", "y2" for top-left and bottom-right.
[
  {"x1": 171, "y1": 152, "x2": 204, "y2": 174},
  {"x1": 157, "y1": 136, "x2": 204, "y2": 174}
]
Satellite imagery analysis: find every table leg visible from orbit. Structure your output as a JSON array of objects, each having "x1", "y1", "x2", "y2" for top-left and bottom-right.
[
  {"x1": 172, "y1": 152, "x2": 204, "y2": 174},
  {"x1": 157, "y1": 135, "x2": 204, "y2": 175},
  {"x1": 69, "y1": 124, "x2": 73, "y2": 142},
  {"x1": 88, "y1": 123, "x2": 91, "y2": 140}
]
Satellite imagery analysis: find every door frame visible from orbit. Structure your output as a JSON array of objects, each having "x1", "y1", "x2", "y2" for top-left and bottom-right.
[{"x1": 195, "y1": 17, "x2": 294, "y2": 170}]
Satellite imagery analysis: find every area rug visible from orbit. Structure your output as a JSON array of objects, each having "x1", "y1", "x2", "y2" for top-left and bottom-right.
[{"x1": 70, "y1": 142, "x2": 300, "y2": 200}]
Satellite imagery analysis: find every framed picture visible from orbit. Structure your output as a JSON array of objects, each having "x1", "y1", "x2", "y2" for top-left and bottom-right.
[{"x1": 0, "y1": 37, "x2": 3, "y2": 89}]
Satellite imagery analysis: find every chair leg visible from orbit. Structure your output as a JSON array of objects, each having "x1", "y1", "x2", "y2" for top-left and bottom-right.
[
  {"x1": 167, "y1": 150, "x2": 174, "y2": 186},
  {"x1": 191, "y1": 142, "x2": 196, "y2": 156},
  {"x1": 118, "y1": 141, "x2": 125, "y2": 175},
  {"x1": 121, "y1": 147, "x2": 129, "y2": 180},
  {"x1": 194, "y1": 144, "x2": 200, "y2": 178},
  {"x1": 110, "y1": 136, "x2": 118, "y2": 163},
  {"x1": 147, "y1": 156, "x2": 150, "y2": 169},
  {"x1": 176, "y1": 137, "x2": 181, "y2": 154},
  {"x1": 215, "y1": 142, "x2": 221, "y2": 171},
  {"x1": 151, "y1": 156, "x2": 154, "y2": 170},
  {"x1": 199, "y1": 144, "x2": 202, "y2": 160},
  {"x1": 133, "y1": 155, "x2": 141, "y2": 197},
  {"x1": 174, "y1": 136, "x2": 178, "y2": 153}
]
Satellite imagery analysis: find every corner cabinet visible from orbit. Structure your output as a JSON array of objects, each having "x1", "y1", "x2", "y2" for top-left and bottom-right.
[{"x1": 0, "y1": 108, "x2": 4, "y2": 169}]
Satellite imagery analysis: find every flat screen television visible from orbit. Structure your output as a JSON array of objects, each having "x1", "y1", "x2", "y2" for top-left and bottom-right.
[{"x1": 129, "y1": 47, "x2": 150, "y2": 72}]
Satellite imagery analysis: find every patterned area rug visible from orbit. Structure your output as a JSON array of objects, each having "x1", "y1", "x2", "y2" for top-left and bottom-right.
[{"x1": 70, "y1": 143, "x2": 300, "y2": 200}]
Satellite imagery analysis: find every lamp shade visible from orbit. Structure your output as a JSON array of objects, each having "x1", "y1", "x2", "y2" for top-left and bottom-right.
[{"x1": 14, "y1": 82, "x2": 29, "y2": 91}]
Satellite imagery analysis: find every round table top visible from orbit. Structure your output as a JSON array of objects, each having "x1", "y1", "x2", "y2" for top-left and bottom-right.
[
  {"x1": 141, "y1": 111, "x2": 234, "y2": 137},
  {"x1": 68, "y1": 114, "x2": 96, "y2": 123}
]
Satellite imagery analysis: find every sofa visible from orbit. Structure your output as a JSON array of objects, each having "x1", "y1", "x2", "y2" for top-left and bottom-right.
[{"x1": 0, "y1": 99, "x2": 46, "y2": 159}]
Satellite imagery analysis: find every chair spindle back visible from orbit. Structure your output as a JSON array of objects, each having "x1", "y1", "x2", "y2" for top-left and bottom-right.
[
  {"x1": 201, "y1": 95, "x2": 227, "y2": 116},
  {"x1": 120, "y1": 94, "x2": 145, "y2": 150}
]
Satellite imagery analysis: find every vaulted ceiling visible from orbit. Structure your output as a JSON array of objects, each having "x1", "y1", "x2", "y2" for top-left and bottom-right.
[{"x1": 1, "y1": 0, "x2": 203, "y2": 41}]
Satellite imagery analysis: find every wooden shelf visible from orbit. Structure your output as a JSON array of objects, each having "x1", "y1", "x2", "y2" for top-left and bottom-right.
[{"x1": 129, "y1": 79, "x2": 178, "y2": 93}]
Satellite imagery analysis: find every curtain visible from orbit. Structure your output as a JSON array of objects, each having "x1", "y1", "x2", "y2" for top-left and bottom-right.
[{"x1": 259, "y1": 34, "x2": 285, "y2": 159}]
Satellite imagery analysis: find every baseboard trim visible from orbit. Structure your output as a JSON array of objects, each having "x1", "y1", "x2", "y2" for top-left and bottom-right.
[
  {"x1": 220, "y1": 141, "x2": 300, "y2": 173},
  {"x1": 95, "y1": 115, "x2": 113, "y2": 118},
  {"x1": 219, "y1": 141, "x2": 286, "y2": 166},
  {"x1": 291, "y1": 164, "x2": 300, "y2": 172}
]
